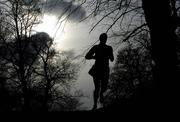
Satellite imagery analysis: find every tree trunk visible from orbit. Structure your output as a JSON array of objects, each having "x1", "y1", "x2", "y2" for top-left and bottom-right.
[
  {"x1": 42, "y1": 62, "x2": 51, "y2": 112},
  {"x1": 141, "y1": 0, "x2": 180, "y2": 112},
  {"x1": 20, "y1": 63, "x2": 30, "y2": 112},
  {"x1": 42, "y1": 80, "x2": 50, "y2": 112}
]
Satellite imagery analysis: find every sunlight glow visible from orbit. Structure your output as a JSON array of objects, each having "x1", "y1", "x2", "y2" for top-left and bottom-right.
[
  {"x1": 34, "y1": 14, "x2": 64, "y2": 38},
  {"x1": 34, "y1": 14, "x2": 71, "y2": 50},
  {"x1": 34, "y1": 14, "x2": 87, "y2": 51}
]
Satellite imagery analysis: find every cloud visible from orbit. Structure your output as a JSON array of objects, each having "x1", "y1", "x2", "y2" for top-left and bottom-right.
[{"x1": 42, "y1": 0, "x2": 86, "y2": 21}]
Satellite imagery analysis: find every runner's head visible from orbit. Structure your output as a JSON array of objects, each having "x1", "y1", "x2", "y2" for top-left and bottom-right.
[{"x1": 99, "y1": 33, "x2": 107, "y2": 45}]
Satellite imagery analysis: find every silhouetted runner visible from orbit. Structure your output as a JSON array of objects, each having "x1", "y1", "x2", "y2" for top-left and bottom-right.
[{"x1": 85, "y1": 33, "x2": 114, "y2": 110}]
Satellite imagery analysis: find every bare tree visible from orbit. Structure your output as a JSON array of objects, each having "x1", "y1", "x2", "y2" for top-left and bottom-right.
[
  {"x1": 0, "y1": 0, "x2": 42, "y2": 111},
  {"x1": 32, "y1": 36, "x2": 80, "y2": 111},
  {"x1": 0, "y1": 0, "x2": 85, "y2": 112}
]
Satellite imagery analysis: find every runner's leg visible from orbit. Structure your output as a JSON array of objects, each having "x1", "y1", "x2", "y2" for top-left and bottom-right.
[
  {"x1": 92, "y1": 77, "x2": 100, "y2": 110},
  {"x1": 100, "y1": 70, "x2": 109, "y2": 104}
]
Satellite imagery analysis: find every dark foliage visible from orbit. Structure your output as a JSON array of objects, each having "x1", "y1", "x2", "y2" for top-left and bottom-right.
[{"x1": 104, "y1": 33, "x2": 153, "y2": 106}]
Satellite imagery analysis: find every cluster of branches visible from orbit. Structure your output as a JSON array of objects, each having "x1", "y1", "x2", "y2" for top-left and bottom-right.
[
  {"x1": 83, "y1": 0, "x2": 180, "y2": 49},
  {"x1": 0, "y1": 0, "x2": 82, "y2": 112},
  {"x1": 83, "y1": 0, "x2": 146, "y2": 44}
]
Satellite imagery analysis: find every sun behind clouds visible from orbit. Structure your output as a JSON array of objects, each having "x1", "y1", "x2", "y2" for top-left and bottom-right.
[{"x1": 34, "y1": 14, "x2": 64, "y2": 38}]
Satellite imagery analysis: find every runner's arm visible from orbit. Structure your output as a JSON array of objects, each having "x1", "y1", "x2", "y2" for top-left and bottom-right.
[
  {"x1": 85, "y1": 46, "x2": 96, "y2": 60},
  {"x1": 109, "y1": 47, "x2": 114, "y2": 62}
]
